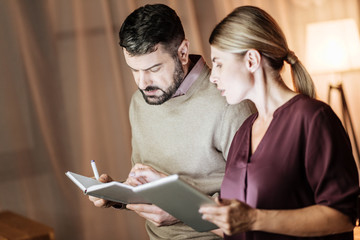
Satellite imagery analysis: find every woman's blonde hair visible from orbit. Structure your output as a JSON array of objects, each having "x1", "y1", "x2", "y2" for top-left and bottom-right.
[{"x1": 210, "y1": 6, "x2": 316, "y2": 98}]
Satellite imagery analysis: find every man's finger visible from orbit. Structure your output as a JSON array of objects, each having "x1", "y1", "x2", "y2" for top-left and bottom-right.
[
  {"x1": 94, "y1": 198, "x2": 107, "y2": 207},
  {"x1": 126, "y1": 204, "x2": 159, "y2": 213},
  {"x1": 99, "y1": 174, "x2": 113, "y2": 183}
]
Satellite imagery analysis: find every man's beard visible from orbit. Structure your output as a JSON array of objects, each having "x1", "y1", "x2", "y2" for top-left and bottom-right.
[{"x1": 140, "y1": 57, "x2": 185, "y2": 105}]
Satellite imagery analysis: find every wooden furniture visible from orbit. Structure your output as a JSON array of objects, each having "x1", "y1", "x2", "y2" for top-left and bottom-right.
[{"x1": 0, "y1": 211, "x2": 54, "y2": 240}]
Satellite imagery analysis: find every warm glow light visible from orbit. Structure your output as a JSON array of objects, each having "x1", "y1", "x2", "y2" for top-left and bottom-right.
[{"x1": 306, "y1": 19, "x2": 360, "y2": 74}]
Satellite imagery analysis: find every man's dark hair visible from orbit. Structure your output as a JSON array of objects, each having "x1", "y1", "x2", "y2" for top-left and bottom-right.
[{"x1": 119, "y1": 4, "x2": 185, "y2": 57}]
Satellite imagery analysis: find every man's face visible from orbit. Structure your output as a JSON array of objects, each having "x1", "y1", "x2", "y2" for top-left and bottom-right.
[{"x1": 123, "y1": 44, "x2": 184, "y2": 105}]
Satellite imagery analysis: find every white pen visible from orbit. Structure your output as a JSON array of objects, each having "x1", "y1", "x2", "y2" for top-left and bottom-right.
[{"x1": 91, "y1": 160, "x2": 100, "y2": 180}]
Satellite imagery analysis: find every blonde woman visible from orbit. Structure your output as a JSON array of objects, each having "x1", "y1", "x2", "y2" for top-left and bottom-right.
[{"x1": 199, "y1": 6, "x2": 359, "y2": 240}]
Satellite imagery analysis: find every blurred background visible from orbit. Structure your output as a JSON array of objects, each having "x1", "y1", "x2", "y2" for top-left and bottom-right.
[{"x1": 1, "y1": 0, "x2": 360, "y2": 239}]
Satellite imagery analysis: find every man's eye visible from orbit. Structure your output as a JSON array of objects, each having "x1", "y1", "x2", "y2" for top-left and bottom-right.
[{"x1": 150, "y1": 67, "x2": 161, "y2": 72}]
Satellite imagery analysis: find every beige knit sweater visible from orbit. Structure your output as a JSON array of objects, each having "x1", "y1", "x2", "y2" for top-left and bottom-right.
[{"x1": 129, "y1": 62, "x2": 256, "y2": 240}]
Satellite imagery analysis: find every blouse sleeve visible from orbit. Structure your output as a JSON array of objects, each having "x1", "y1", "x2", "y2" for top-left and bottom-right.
[{"x1": 305, "y1": 105, "x2": 359, "y2": 224}]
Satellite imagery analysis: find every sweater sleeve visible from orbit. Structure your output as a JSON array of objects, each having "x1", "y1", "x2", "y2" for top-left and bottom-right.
[{"x1": 129, "y1": 92, "x2": 139, "y2": 167}]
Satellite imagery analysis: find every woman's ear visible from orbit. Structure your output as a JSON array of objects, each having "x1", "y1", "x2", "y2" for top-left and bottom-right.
[
  {"x1": 177, "y1": 39, "x2": 190, "y2": 65},
  {"x1": 245, "y1": 49, "x2": 261, "y2": 72}
]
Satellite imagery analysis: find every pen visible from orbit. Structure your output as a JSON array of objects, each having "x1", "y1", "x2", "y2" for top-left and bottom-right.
[{"x1": 91, "y1": 160, "x2": 100, "y2": 180}]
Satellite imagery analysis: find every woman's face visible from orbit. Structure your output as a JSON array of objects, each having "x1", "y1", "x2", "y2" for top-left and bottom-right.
[{"x1": 209, "y1": 46, "x2": 253, "y2": 105}]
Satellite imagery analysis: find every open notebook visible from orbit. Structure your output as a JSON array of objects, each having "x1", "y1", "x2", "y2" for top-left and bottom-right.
[{"x1": 66, "y1": 171, "x2": 217, "y2": 232}]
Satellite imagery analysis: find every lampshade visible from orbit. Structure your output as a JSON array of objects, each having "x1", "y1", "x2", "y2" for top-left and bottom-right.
[{"x1": 305, "y1": 18, "x2": 360, "y2": 74}]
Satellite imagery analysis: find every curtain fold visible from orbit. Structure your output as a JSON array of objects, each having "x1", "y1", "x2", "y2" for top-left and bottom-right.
[{"x1": 1, "y1": 0, "x2": 359, "y2": 239}]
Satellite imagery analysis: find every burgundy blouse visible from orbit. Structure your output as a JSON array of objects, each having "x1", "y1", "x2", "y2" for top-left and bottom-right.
[{"x1": 221, "y1": 94, "x2": 359, "y2": 240}]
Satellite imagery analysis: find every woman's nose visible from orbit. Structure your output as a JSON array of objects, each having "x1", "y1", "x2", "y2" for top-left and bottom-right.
[{"x1": 209, "y1": 70, "x2": 218, "y2": 84}]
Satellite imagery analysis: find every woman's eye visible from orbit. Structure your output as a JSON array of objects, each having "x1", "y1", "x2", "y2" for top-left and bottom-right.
[{"x1": 215, "y1": 64, "x2": 222, "y2": 68}]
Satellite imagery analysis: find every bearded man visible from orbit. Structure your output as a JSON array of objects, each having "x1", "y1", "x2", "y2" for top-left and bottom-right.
[{"x1": 89, "y1": 4, "x2": 256, "y2": 240}]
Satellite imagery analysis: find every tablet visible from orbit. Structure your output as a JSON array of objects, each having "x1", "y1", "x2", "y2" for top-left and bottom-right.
[{"x1": 133, "y1": 174, "x2": 218, "y2": 232}]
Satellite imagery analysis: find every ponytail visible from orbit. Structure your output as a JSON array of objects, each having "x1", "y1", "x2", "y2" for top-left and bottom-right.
[{"x1": 286, "y1": 51, "x2": 316, "y2": 98}]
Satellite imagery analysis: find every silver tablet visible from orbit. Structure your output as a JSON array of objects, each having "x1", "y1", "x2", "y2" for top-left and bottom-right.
[{"x1": 133, "y1": 174, "x2": 218, "y2": 232}]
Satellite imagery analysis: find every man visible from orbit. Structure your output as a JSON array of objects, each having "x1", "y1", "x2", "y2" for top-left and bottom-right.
[{"x1": 89, "y1": 4, "x2": 256, "y2": 239}]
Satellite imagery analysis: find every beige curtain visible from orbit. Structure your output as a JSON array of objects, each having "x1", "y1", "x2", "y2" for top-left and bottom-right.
[{"x1": 1, "y1": 0, "x2": 359, "y2": 239}]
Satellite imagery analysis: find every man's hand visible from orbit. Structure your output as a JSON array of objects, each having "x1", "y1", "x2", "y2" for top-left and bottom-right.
[
  {"x1": 88, "y1": 174, "x2": 117, "y2": 208},
  {"x1": 125, "y1": 163, "x2": 168, "y2": 186},
  {"x1": 124, "y1": 164, "x2": 179, "y2": 225},
  {"x1": 126, "y1": 203, "x2": 179, "y2": 226}
]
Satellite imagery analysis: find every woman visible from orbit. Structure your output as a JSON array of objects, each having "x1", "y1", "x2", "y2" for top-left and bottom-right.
[{"x1": 199, "y1": 5, "x2": 359, "y2": 240}]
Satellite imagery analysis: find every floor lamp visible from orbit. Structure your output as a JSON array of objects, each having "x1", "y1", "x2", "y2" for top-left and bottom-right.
[
  {"x1": 327, "y1": 84, "x2": 360, "y2": 162},
  {"x1": 305, "y1": 18, "x2": 360, "y2": 166}
]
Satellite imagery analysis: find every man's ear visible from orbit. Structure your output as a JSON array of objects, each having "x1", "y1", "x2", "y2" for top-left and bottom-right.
[
  {"x1": 245, "y1": 49, "x2": 261, "y2": 72},
  {"x1": 177, "y1": 39, "x2": 190, "y2": 65}
]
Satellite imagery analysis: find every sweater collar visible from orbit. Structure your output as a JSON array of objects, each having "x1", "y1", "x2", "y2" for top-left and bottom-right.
[{"x1": 172, "y1": 55, "x2": 205, "y2": 98}]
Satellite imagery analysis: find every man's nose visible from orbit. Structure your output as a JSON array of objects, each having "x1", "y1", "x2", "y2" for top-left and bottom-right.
[{"x1": 138, "y1": 71, "x2": 151, "y2": 89}]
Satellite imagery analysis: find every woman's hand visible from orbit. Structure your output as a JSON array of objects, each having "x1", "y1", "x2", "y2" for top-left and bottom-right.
[
  {"x1": 199, "y1": 197, "x2": 257, "y2": 236},
  {"x1": 200, "y1": 198, "x2": 354, "y2": 237}
]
